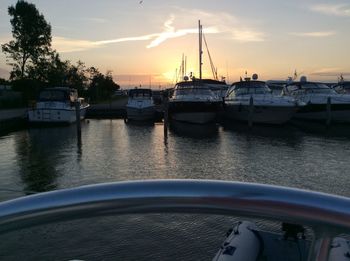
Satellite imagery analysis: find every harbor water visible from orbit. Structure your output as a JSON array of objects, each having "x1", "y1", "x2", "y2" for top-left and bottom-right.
[{"x1": 1, "y1": 119, "x2": 350, "y2": 260}]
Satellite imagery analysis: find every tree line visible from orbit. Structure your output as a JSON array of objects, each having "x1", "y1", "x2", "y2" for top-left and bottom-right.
[{"x1": 0, "y1": 0, "x2": 120, "y2": 103}]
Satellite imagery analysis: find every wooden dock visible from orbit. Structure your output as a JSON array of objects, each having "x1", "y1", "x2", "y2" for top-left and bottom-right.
[
  {"x1": 85, "y1": 98, "x2": 128, "y2": 118},
  {"x1": 0, "y1": 108, "x2": 27, "y2": 133}
]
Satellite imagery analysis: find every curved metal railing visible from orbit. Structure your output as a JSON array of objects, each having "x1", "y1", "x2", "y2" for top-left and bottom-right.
[{"x1": 0, "y1": 180, "x2": 350, "y2": 260}]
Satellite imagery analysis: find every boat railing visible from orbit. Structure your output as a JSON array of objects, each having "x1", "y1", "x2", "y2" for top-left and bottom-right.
[{"x1": 0, "y1": 179, "x2": 349, "y2": 260}]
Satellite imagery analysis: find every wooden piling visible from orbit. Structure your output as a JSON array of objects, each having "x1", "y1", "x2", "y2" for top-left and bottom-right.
[
  {"x1": 326, "y1": 97, "x2": 331, "y2": 126},
  {"x1": 75, "y1": 100, "x2": 81, "y2": 140},
  {"x1": 248, "y1": 96, "x2": 254, "y2": 128},
  {"x1": 163, "y1": 93, "x2": 169, "y2": 139}
]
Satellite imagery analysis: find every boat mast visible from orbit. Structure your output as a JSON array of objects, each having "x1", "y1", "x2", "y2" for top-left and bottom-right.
[
  {"x1": 181, "y1": 53, "x2": 185, "y2": 79},
  {"x1": 202, "y1": 33, "x2": 218, "y2": 80},
  {"x1": 199, "y1": 20, "x2": 203, "y2": 80},
  {"x1": 184, "y1": 55, "x2": 187, "y2": 78}
]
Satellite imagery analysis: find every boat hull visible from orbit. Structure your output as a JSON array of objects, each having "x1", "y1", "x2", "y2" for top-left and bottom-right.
[
  {"x1": 168, "y1": 101, "x2": 221, "y2": 124},
  {"x1": 225, "y1": 104, "x2": 296, "y2": 125},
  {"x1": 28, "y1": 105, "x2": 89, "y2": 124},
  {"x1": 126, "y1": 106, "x2": 156, "y2": 121},
  {"x1": 294, "y1": 103, "x2": 350, "y2": 123}
]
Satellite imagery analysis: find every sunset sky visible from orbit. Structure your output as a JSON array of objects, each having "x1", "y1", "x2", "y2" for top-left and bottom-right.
[{"x1": 1, "y1": 0, "x2": 350, "y2": 87}]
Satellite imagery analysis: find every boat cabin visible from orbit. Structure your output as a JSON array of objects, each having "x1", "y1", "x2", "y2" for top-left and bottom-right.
[
  {"x1": 38, "y1": 87, "x2": 78, "y2": 103},
  {"x1": 226, "y1": 81, "x2": 272, "y2": 98},
  {"x1": 128, "y1": 88, "x2": 153, "y2": 99},
  {"x1": 172, "y1": 82, "x2": 214, "y2": 99},
  {"x1": 333, "y1": 81, "x2": 350, "y2": 94},
  {"x1": 283, "y1": 82, "x2": 337, "y2": 96}
]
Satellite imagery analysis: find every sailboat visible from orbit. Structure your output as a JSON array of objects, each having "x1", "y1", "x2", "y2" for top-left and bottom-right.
[{"x1": 167, "y1": 20, "x2": 223, "y2": 124}]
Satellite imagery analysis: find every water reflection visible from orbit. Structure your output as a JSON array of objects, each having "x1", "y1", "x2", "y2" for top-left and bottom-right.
[
  {"x1": 14, "y1": 126, "x2": 77, "y2": 194},
  {"x1": 221, "y1": 121, "x2": 303, "y2": 147},
  {"x1": 291, "y1": 119, "x2": 350, "y2": 139},
  {"x1": 170, "y1": 121, "x2": 219, "y2": 139},
  {"x1": 1, "y1": 119, "x2": 350, "y2": 201}
]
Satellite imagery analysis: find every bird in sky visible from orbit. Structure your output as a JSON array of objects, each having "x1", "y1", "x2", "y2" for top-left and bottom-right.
[{"x1": 139, "y1": 0, "x2": 143, "y2": 4}]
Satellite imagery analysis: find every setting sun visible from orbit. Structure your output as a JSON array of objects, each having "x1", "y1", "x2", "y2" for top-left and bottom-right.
[{"x1": 1, "y1": 0, "x2": 350, "y2": 86}]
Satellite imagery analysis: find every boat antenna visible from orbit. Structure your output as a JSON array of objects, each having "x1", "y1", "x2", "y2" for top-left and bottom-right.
[
  {"x1": 244, "y1": 71, "x2": 250, "y2": 81},
  {"x1": 184, "y1": 55, "x2": 187, "y2": 78},
  {"x1": 199, "y1": 20, "x2": 203, "y2": 80},
  {"x1": 174, "y1": 68, "x2": 178, "y2": 85},
  {"x1": 226, "y1": 61, "x2": 229, "y2": 83},
  {"x1": 181, "y1": 53, "x2": 185, "y2": 79},
  {"x1": 293, "y1": 69, "x2": 298, "y2": 81}
]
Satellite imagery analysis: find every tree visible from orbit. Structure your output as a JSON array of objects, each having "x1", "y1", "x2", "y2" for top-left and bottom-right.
[
  {"x1": 27, "y1": 51, "x2": 69, "y2": 86},
  {"x1": 1, "y1": 1, "x2": 52, "y2": 79},
  {"x1": 87, "y1": 69, "x2": 120, "y2": 101},
  {"x1": 0, "y1": 78, "x2": 10, "y2": 85},
  {"x1": 65, "y1": 61, "x2": 88, "y2": 94}
]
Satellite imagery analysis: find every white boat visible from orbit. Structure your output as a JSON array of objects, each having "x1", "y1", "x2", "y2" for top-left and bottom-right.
[
  {"x1": 201, "y1": 78, "x2": 229, "y2": 98},
  {"x1": 1, "y1": 180, "x2": 350, "y2": 260},
  {"x1": 168, "y1": 81, "x2": 222, "y2": 124},
  {"x1": 224, "y1": 75, "x2": 301, "y2": 125},
  {"x1": 333, "y1": 81, "x2": 350, "y2": 95},
  {"x1": 266, "y1": 80, "x2": 288, "y2": 95},
  {"x1": 28, "y1": 87, "x2": 89, "y2": 124},
  {"x1": 167, "y1": 21, "x2": 223, "y2": 125},
  {"x1": 282, "y1": 77, "x2": 350, "y2": 123},
  {"x1": 125, "y1": 88, "x2": 156, "y2": 121}
]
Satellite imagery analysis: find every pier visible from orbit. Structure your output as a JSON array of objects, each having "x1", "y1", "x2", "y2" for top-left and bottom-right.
[
  {"x1": 85, "y1": 97, "x2": 128, "y2": 118},
  {"x1": 0, "y1": 108, "x2": 27, "y2": 132}
]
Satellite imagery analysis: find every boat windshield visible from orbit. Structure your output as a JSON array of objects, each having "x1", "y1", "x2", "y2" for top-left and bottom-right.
[
  {"x1": 129, "y1": 89, "x2": 152, "y2": 98},
  {"x1": 174, "y1": 87, "x2": 213, "y2": 97},
  {"x1": 229, "y1": 81, "x2": 271, "y2": 96},
  {"x1": 39, "y1": 90, "x2": 68, "y2": 101},
  {"x1": 286, "y1": 83, "x2": 337, "y2": 94},
  {"x1": 338, "y1": 82, "x2": 350, "y2": 89}
]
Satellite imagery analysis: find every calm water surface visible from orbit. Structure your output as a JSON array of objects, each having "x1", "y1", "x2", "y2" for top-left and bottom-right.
[
  {"x1": 1, "y1": 119, "x2": 350, "y2": 200},
  {"x1": 1, "y1": 120, "x2": 350, "y2": 260}
]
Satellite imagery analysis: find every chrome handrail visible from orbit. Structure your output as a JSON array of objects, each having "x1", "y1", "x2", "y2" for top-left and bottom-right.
[{"x1": 0, "y1": 180, "x2": 349, "y2": 260}]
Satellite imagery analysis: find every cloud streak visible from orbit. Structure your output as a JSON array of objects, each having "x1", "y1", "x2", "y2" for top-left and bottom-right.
[
  {"x1": 52, "y1": 11, "x2": 266, "y2": 53},
  {"x1": 311, "y1": 4, "x2": 350, "y2": 17},
  {"x1": 310, "y1": 67, "x2": 350, "y2": 77},
  {"x1": 289, "y1": 31, "x2": 336, "y2": 37},
  {"x1": 146, "y1": 15, "x2": 219, "y2": 48},
  {"x1": 232, "y1": 29, "x2": 265, "y2": 42},
  {"x1": 172, "y1": 8, "x2": 266, "y2": 42},
  {"x1": 53, "y1": 15, "x2": 219, "y2": 52}
]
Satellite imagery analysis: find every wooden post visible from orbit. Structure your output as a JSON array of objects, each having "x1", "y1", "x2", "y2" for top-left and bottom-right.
[
  {"x1": 164, "y1": 93, "x2": 169, "y2": 139},
  {"x1": 248, "y1": 96, "x2": 254, "y2": 128},
  {"x1": 326, "y1": 97, "x2": 331, "y2": 126},
  {"x1": 75, "y1": 101, "x2": 81, "y2": 140}
]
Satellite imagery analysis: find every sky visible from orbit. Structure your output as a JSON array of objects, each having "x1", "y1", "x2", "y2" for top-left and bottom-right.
[{"x1": 1, "y1": 0, "x2": 350, "y2": 87}]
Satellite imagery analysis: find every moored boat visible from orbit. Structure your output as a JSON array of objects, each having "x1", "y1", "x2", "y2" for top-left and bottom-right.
[
  {"x1": 224, "y1": 75, "x2": 300, "y2": 125},
  {"x1": 201, "y1": 78, "x2": 229, "y2": 98},
  {"x1": 125, "y1": 88, "x2": 156, "y2": 121},
  {"x1": 282, "y1": 77, "x2": 350, "y2": 123},
  {"x1": 27, "y1": 87, "x2": 89, "y2": 124},
  {"x1": 168, "y1": 81, "x2": 222, "y2": 124},
  {"x1": 333, "y1": 81, "x2": 350, "y2": 95},
  {"x1": 167, "y1": 20, "x2": 223, "y2": 125}
]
